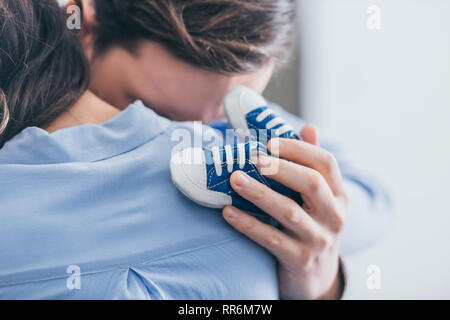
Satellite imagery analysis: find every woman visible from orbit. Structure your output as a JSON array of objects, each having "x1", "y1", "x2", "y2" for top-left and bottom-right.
[{"x1": 0, "y1": 0, "x2": 345, "y2": 299}]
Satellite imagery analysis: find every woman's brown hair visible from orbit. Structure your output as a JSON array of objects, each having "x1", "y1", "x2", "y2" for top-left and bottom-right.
[
  {"x1": 92, "y1": 0, "x2": 296, "y2": 74},
  {"x1": 0, "y1": 0, "x2": 89, "y2": 147}
]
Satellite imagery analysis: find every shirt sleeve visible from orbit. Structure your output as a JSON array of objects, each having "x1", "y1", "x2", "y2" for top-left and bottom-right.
[{"x1": 268, "y1": 102, "x2": 394, "y2": 255}]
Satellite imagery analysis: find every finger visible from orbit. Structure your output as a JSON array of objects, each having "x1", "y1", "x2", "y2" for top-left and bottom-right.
[
  {"x1": 256, "y1": 155, "x2": 345, "y2": 229},
  {"x1": 223, "y1": 206, "x2": 305, "y2": 264},
  {"x1": 255, "y1": 155, "x2": 335, "y2": 211},
  {"x1": 229, "y1": 171, "x2": 318, "y2": 240},
  {"x1": 300, "y1": 124, "x2": 319, "y2": 146},
  {"x1": 267, "y1": 139, "x2": 345, "y2": 197}
]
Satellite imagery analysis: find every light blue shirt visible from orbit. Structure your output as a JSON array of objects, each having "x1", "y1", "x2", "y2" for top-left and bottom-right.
[
  {"x1": 0, "y1": 101, "x2": 279, "y2": 299},
  {"x1": 0, "y1": 100, "x2": 392, "y2": 299}
]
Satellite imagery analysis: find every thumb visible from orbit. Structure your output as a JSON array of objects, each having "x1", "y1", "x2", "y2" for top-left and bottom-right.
[{"x1": 300, "y1": 124, "x2": 319, "y2": 146}]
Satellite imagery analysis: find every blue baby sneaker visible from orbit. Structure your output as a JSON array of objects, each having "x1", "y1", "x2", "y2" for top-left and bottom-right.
[
  {"x1": 224, "y1": 86, "x2": 300, "y2": 144},
  {"x1": 170, "y1": 141, "x2": 300, "y2": 221}
]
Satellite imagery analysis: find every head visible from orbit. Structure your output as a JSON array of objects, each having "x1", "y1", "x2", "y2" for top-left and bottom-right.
[
  {"x1": 0, "y1": 0, "x2": 89, "y2": 147},
  {"x1": 74, "y1": 0, "x2": 296, "y2": 122}
]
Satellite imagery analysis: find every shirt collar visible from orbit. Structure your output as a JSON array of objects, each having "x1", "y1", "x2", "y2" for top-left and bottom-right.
[{"x1": 0, "y1": 101, "x2": 171, "y2": 165}]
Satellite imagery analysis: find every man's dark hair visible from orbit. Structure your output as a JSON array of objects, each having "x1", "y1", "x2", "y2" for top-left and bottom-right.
[
  {"x1": 93, "y1": 0, "x2": 296, "y2": 74},
  {"x1": 0, "y1": 0, "x2": 89, "y2": 147}
]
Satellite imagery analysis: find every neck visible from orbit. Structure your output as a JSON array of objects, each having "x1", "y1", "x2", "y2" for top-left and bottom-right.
[{"x1": 44, "y1": 90, "x2": 121, "y2": 133}]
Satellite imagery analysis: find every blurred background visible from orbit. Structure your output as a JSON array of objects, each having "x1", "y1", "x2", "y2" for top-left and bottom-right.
[{"x1": 265, "y1": 0, "x2": 450, "y2": 299}]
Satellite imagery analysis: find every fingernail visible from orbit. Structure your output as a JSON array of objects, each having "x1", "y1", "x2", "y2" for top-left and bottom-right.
[
  {"x1": 234, "y1": 171, "x2": 250, "y2": 188},
  {"x1": 224, "y1": 207, "x2": 239, "y2": 220}
]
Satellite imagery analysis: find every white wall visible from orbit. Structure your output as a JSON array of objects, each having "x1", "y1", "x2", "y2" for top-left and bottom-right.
[
  {"x1": 298, "y1": 0, "x2": 450, "y2": 299},
  {"x1": 265, "y1": 42, "x2": 301, "y2": 115}
]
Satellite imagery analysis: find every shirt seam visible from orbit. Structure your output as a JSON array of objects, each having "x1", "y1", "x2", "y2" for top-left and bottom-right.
[{"x1": 0, "y1": 237, "x2": 242, "y2": 288}]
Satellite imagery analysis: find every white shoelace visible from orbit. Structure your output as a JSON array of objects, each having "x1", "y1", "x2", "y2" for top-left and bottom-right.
[
  {"x1": 256, "y1": 109, "x2": 293, "y2": 136},
  {"x1": 211, "y1": 143, "x2": 247, "y2": 176}
]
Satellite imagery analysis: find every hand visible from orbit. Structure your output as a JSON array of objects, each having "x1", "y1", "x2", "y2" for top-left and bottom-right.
[{"x1": 222, "y1": 125, "x2": 348, "y2": 300}]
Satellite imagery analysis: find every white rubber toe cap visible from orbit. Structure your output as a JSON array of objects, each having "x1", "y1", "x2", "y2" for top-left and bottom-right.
[
  {"x1": 224, "y1": 86, "x2": 267, "y2": 130},
  {"x1": 170, "y1": 148, "x2": 232, "y2": 209}
]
